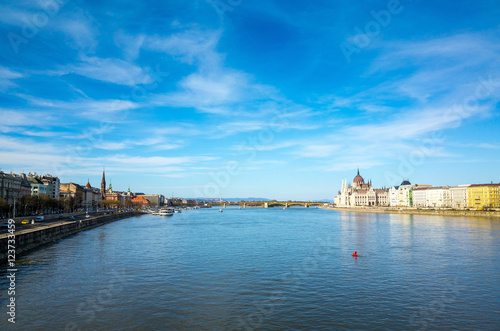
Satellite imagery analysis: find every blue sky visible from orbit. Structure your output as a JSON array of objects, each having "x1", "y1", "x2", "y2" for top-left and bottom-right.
[{"x1": 1, "y1": 0, "x2": 499, "y2": 200}]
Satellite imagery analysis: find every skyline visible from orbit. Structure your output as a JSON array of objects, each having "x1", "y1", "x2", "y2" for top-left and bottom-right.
[{"x1": 1, "y1": 0, "x2": 500, "y2": 200}]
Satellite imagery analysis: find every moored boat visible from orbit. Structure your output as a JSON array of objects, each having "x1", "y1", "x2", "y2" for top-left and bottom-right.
[{"x1": 159, "y1": 208, "x2": 174, "y2": 216}]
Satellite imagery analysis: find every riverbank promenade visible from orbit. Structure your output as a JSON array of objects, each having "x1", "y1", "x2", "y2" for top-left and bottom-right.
[
  {"x1": 0, "y1": 211, "x2": 142, "y2": 263},
  {"x1": 324, "y1": 206, "x2": 500, "y2": 219}
]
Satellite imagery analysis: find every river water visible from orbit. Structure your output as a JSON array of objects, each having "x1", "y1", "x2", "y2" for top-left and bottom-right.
[{"x1": 1, "y1": 208, "x2": 499, "y2": 330}]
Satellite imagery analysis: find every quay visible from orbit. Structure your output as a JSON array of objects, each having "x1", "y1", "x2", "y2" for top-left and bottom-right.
[
  {"x1": 323, "y1": 207, "x2": 500, "y2": 219},
  {"x1": 0, "y1": 211, "x2": 143, "y2": 263}
]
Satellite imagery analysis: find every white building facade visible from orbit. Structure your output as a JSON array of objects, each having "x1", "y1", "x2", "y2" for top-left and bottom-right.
[
  {"x1": 389, "y1": 180, "x2": 413, "y2": 207},
  {"x1": 426, "y1": 187, "x2": 452, "y2": 208},
  {"x1": 412, "y1": 188, "x2": 428, "y2": 208},
  {"x1": 389, "y1": 182, "x2": 433, "y2": 207},
  {"x1": 450, "y1": 185, "x2": 470, "y2": 209}
]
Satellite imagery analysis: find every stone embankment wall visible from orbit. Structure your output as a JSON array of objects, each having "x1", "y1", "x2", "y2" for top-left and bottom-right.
[
  {"x1": 0, "y1": 212, "x2": 142, "y2": 263},
  {"x1": 324, "y1": 207, "x2": 500, "y2": 218}
]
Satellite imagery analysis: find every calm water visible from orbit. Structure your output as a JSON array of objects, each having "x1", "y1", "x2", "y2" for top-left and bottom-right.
[{"x1": 1, "y1": 208, "x2": 500, "y2": 330}]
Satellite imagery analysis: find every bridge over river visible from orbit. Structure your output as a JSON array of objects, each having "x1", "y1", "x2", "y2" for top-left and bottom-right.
[{"x1": 209, "y1": 201, "x2": 329, "y2": 208}]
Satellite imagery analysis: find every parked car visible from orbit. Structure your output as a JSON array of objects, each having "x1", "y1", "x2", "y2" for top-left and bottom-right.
[{"x1": 36, "y1": 216, "x2": 45, "y2": 222}]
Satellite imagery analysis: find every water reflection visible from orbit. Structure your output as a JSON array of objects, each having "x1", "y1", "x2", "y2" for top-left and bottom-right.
[{"x1": 0, "y1": 209, "x2": 499, "y2": 330}]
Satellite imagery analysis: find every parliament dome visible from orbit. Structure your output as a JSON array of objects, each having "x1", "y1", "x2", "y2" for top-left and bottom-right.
[{"x1": 353, "y1": 169, "x2": 365, "y2": 185}]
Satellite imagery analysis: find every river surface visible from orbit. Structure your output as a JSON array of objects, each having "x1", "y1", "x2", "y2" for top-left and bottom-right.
[{"x1": 1, "y1": 208, "x2": 500, "y2": 330}]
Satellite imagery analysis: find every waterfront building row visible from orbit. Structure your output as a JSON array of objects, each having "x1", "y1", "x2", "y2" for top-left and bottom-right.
[
  {"x1": 389, "y1": 182, "x2": 499, "y2": 209},
  {"x1": 1, "y1": 171, "x2": 60, "y2": 205},
  {"x1": 334, "y1": 170, "x2": 500, "y2": 210},
  {"x1": 0, "y1": 169, "x2": 166, "y2": 216}
]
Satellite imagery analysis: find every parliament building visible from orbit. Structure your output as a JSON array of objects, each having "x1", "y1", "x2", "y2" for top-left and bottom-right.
[{"x1": 334, "y1": 169, "x2": 389, "y2": 207}]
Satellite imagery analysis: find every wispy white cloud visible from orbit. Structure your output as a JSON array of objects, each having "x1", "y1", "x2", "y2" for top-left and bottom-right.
[
  {"x1": 0, "y1": 132, "x2": 218, "y2": 179},
  {"x1": 152, "y1": 126, "x2": 203, "y2": 137},
  {"x1": 342, "y1": 105, "x2": 484, "y2": 142},
  {"x1": 0, "y1": 149, "x2": 219, "y2": 180},
  {"x1": 18, "y1": 94, "x2": 140, "y2": 122},
  {"x1": 0, "y1": 66, "x2": 22, "y2": 90},
  {"x1": 96, "y1": 137, "x2": 183, "y2": 151},
  {"x1": 102, "y1": 154, "x2": 217, "y2": 167},
  {"x1": 0, "y1": 6, "x2": 28, "y2": 26},
  {"x1": 294, "y1": 144, "x2": 341, "y2": 158},
  {"x1": 77, "y1": 99, "x2": 139, "y2": 118},
  {"x1": 211, "y1": 119, "x2": 318, "y2": 138},
  {"x1": 0, "y1": 2, "x2": 97, "y2": 51},
  {"x1": 55, "y1": 10, "x2": 97, "y2": 51},
  {"x1": 369, "y1": 32, "x2": 500, "y2": 74},
  {"x1": 313, "y1": 31, "x2": 500, "y2": 172},
  {"x1": 477, "y1": 143, "x2": 500, "y2": 149},
  {"x1": 153, "y1": 71, "x2": 254, "y2": 114},
  {"x1": 326, "y1": 32, "x2": 500, "y2": 114},
  {"x1": 233, "y1": 142, "x2": 297, "y2": 152},
  {"x1": 61, "y1": 56, "x2": 153, "y2": 86},
  {"x1": 114, "y1": 31, "x2": 146, "y2": 61},
  {"x1": 97, "y1": 141, "x2": 128, "y2": 151},
  {"x1": 0, "y1": 135, "x2": 61, "y2": 154},
  {"x1": 314, "y1": 160, "x2": 386, "y2": 173},
  {"x1": 145, "y1": 29, "x2": 222, "y2": 66},
  {"x1": 145, "y1": 28, "x2": 291, "y2": 117},
  {"x1": 0, "y1": 108, "x2": 60, "y2": 133}
]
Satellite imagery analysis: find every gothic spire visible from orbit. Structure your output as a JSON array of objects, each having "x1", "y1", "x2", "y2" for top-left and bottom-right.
[{"x1": 100, "y1": 167, "x2": 107, "y2": 200}]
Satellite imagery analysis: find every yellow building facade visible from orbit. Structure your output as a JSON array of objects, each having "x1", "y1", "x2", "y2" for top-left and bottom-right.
[{"x1": 467, "y1": 184, "x2": 500, "y2": 209}]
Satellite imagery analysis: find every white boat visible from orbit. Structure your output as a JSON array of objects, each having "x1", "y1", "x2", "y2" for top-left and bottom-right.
[
  {"x1": 219, "y1": 209, "x2": 223, "y2": 212},
  {"x1": 174, "y1": 209, "x2": 182, "y2": 213},
  {"x1": 158, "y1": 208, "x2": 174, "y2": 216}
]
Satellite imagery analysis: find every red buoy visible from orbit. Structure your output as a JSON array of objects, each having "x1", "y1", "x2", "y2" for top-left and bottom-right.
[{"x1": 352, "y1": 251, "x2": 358, "y2": 257}]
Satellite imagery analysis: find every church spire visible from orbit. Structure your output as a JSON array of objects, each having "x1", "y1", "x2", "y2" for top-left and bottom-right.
[{"x1": 101, "y1": 167, "x2": 106, "y2": 200}]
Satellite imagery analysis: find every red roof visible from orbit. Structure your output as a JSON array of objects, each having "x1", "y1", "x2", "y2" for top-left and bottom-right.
[
  {"x1": 353, "y1": 174, "x2": 364, "y2": 184},
  {"x1": 469, "y1": 183, "x2": 500, "y2": 187}
]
